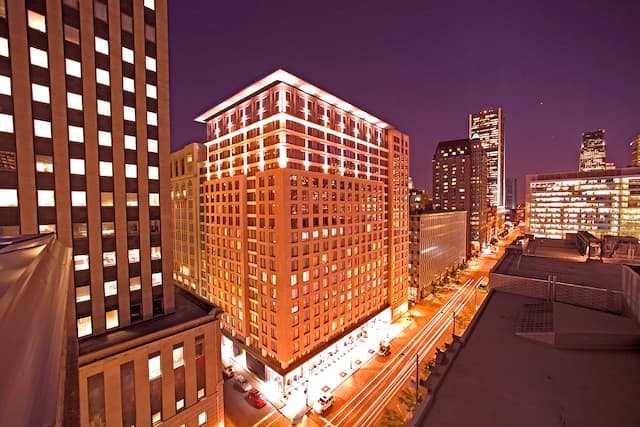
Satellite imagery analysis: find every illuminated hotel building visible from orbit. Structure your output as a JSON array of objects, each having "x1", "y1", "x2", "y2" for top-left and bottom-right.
[
  {"x1": 0, "y1": 1, "x2": 223, "y2": 425},
  {"x1": 194, "y1": 69, "x2": 409, "y2": 388},
  {"x1": 469, "y1": 108, "x2": 504, "y2": 207},
  {"x1": 171, "y1": 142, "x2": 208, "y2": 300},
  {"x1": 579, "y1": 129, "x2": 607, "y2": 171},
  {"x1": 432, "y1": 138, "x2": 487, "y2": 253},
  {"x1": 630, "y1": 134, "x2": 640, "y2": 167},
  {"x1": 526, "y1": 167, "x2": 640, "y2": 240}
]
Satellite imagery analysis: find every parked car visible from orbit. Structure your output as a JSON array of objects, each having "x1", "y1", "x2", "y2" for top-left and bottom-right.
[
  {"x1": 478, "y1": 283, "x2": 488, "y2": 293},
  {"x1": 313, "y1": 394, "x2": 335, "y2": 415},
  {"x1": 378, "y1": 340, "x2": 391, "y2": 356},
  {"x1": 248, "y1": 388, "x2": 267, "y2": 408},
  {"x1": 235, "y1": 374, "x2": 252, "y2": 392},
  {"x1": 223, "y1": 365, "x2": 234, "y2": 379}
]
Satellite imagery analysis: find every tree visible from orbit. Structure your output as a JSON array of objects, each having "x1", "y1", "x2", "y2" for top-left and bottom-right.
[
  {"x1": 398, "y1": 387, "x2": 420, "y2": 413},
  {"x1": 380, "y1": 408, "x2": 406, "y2": 427}
]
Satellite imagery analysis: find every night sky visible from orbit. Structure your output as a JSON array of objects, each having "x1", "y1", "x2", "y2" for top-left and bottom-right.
[{"x1": 168, "y1": 0, "x2": 640, "y2": 202}]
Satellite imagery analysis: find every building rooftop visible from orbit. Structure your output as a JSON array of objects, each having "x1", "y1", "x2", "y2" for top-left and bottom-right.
[
  {"x1": 493, "y1": 250, "x2": 622, "y2": 291},
  {"x1": 526, "y1": 166, "x2": 640, "y2": 181},
  {"x1": 79, "y1": 287, "x2": 223, "y2": 365},
  {"x1": 412, "y1": 291, "x2": 640, "y2": 427},
  {"x1": 194, "y1": 69, "x2": 391, "y2": 128}
]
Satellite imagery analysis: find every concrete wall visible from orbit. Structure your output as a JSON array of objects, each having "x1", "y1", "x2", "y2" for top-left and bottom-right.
[{"x1": 621, "y1": 266, "x2": 640, "y2": 323}]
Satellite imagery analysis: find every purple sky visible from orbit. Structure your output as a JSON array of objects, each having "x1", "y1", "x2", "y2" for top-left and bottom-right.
[{"x1": 168, "y1": 0, "x2": 640, "y2": 202}]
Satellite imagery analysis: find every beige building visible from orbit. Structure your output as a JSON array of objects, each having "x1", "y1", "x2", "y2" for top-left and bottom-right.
[
  {"x1": 630, "y1": 134, "x2": 640, "y2": 167},
  {"x1": 469, "y1": 108, "x2": 504, "y2": 208},
  {"x1": 0, "y1": 1, "x2": 223, "y2": 425},
  {"x1": 171, "y1": 142, "x2": 207, "y2": 300},
  {"x1": 193, "y1": 69, "x2": 409, "y2": 389}
]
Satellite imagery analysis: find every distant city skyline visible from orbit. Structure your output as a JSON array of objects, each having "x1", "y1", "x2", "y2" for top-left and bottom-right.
[{"x1": 168, "y1": 1, "x2": 640, "y2": 204}]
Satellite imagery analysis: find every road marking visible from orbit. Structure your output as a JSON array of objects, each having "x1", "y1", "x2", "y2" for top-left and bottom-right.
[{"x1": 253, "y1": 409, "x2": 277, "y2": 427}]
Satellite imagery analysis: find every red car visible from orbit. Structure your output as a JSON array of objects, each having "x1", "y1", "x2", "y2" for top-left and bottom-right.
[{"x1": 248, "y1": 388, "x2": 267, "y2": 408}]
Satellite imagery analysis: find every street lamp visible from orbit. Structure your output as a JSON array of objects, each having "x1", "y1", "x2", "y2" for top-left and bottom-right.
[
  {"x1": 400, "y1": 352, "x2": 420, "y2": 406},
  {"x1": 305, "y1": 378, "x2": 309, "y2": 407}
]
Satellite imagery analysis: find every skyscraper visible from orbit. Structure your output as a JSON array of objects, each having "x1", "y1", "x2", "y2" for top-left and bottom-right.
[
  {"x1": 579, "y1": 129, "x2": 606, "y2": 171},
  {"x1": 194, "y1": 69, "x2": 409, "y2": 394},
  {"x1": 0, "y1": 1, "x2": 223, "y2": 425},
  {"x1": 630, "y1": 134, "x2": 640, "y2": 167},
  {"x1": 469, "y1": 108, "x2": 504, "y2": 207},
  {"x1": 432, "y1": 138, "x2": 487, "y2": 253},
  {"x1": 504, "y1": 177, "x2": 517, "y2": 210}
]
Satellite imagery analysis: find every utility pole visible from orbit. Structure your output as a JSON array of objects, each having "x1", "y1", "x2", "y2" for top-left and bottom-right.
[{"x1": 453, "y1": 310, "x2": 456, "y2": 336}]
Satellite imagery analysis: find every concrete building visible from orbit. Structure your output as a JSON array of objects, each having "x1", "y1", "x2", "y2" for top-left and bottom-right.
[
  {"x1": 171, "y1": 142, "x2": 208, "y2": 300},
  {"x1": 579, "y1": 129, "x2": 607, "y2": 171},
  {"x1": 409, "y1": 187, "x2": 430, "y2": 213},
  {"x1": 0, "y1": 2, "x2": 224, "y2": 425},
  {"x1": 504, "y1": 176, "x2": 517, "y2": 211},
  {"x1": 0, "y1": 234, "x2": 77, "y2": 426},
  {"x1": 630, "y1": 134, "x2": 640, "y2": 167},
  {"x1": 194, "y1": 69, "x2": 409, "y2": 396},
  {"x1": 526, "y1": 167, "x2": 640, "y2": 239},
  {"x1": 469, "y1": 108, "x2": 504, "y2": 207},
  {"x1": 432, "y1": 138, "x2": 487, "y2": 253},
  {"x1": 409, "y1": 243, "x2": 640, "y2": 427},
  {"x1": 408, "y1": 211, "x2": 466, "y2": 300}
]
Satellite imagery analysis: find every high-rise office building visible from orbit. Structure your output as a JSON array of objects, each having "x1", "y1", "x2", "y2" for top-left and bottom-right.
[
  {"x1": 504, "y1": 177, "x2": 517, "y2": 210},
  {"x1": 409, "y1": 186, "x2": 430, "y2": 213},
  {"x1": 432, "y1": 138, "x2": 487, "y2": 252},
  {"x1": 526, "y1": 167, "x2": 640, "y2": 239},
  {"x1": 0, "y1": 1, "x2": 223, "y2": 425},
  {"x1": 171, "y1": 142, "x2": 208, "y2": 299},
  {"x1": 469, "y1": 108, "x2": 504, "y2": 207},
  {"x1": 194, "y1": 69, "x2": 409, "y2": 392},
  {"x1": 630, "y1": 134, "x2": 640, "y2": 167},
  {"x1": 579, "y1": 129, "x2": 607, "y2": 171}
]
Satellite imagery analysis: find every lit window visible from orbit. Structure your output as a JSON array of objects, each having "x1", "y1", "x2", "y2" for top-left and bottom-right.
[
  {"x1": 31, "y1": 83, "x2": 50, "y2": 103},
  {"x1": 151, "y1": 247, "x2": 161, "y2": 260},
  {"x1": 0, "y1": 75, "x2": 11, "y2": 95},
  {"x1": 103, "y1": 251, "x2": 116, "y2": 267},
  {"x1": 0, "y1": 37, "x2": 8, "y2": 57},
  {"x1": 34, "y1": 120, "x2": 51, "y2": 138},
  {"x1": 68, "y1": 125, "x2": 84, "y2": 143},
  {"x1": 104, "y1": 280, "x2": 118, "y2": 297},
  {"x1": 106, "y1": 309, "x2": 119, "y2": 329},
  {"x1": 0, "y1": 113, "x2": 13, "y2": 133},
  {"x1": 129, "y1": 276, "x2": 141, "y2": 291},
  {"x1": 148, "y1": 354, "x2": 161, "y2": 379},
  {"x1": 0, "y1": 189, "x2": 18, "y2": 207},
  {"x1": 123, "y1": 76, "x2": 135, "y2": 93},
  {"x1": 95, "y1": 36, "x2": 109, "y2": 55},
  {"x1": 67, "y1": 92, "x2": 83, "y2": 110},
  {"x1": 144, "y1": 0, "x2": 155, "y2": 10},
  {"x1": 173, "y1": 346, "x2": 184, "y2": 368},
  {"x1": 147, "y1": 111, "x2": 157, "y2": 126},
  {"x1": 71, "y1": 191, "x2": 86, "y2": 206},
  {"x1": 77, "y1": 316, "x2": 92, "y2": 337},
  {"x1": 73, "y1": 223, "x2": 88, "y2": 238},
  {"x1": 69, "y1": 158, "x2": 85, "y2": 175},
  {"x1": 122, "y1": 46, "x2": 134, "y2": 64},
  {"x1": 98, "y1": 131, "x2": 112, "y2": 146},
  {"x1": 148, "y1": 139, "x2": 158, "y2": 153},
  {"x1": 35, "y1": 155, "x2": 53, "y2": 172},
  {"x1": 99, "y1": 161, "x2": 113, "y2": 176},
  {"x1": 152, "y1": 412, "x2": 161, "y2": 425},
  {"x1": 96, "y1": 68, "x2": 110, "y2": 85},
  {"x1": 149, "y1": 166, "x2": 159, "y2": 180},
  {"x1": 125, "y1": 164, "x2": 137, "y2": 178},
  {"x1": 124, "y1": 135, "x2": 136, "y2": 150},
  {"x1": 97, "y1": 100, "x2": 111, "y2": 116},
  {"x1": 126, "y1": 193, "x2": 138, "y2": 206},
  {"x1": 39, "y1": 224, "x2": 56, "y2": 233},
  {"x1": 37, "y1": 190, "x2": 55, "y2": 207},
  {"x1": 146, "y1": 84, "x2": 157, "y2": 99},
  {"x1": 75, "y1": 286, "x2": 90, "y2": 303},
  {"x1": 73, "y1": 254, "x2": 89, "y2": 271},
  {"x1": 149, "y1": 193, "x2": 160, "y2": 206},
  {"x1": 198, "y1": 412, "x2": 206, "y2": 426},
  {"x1": 151, "y1": 272, "x2": 162, "y2": 286},
  {"x1": 128, "y1": 249, "x2": 140, "y2": 263},
  {"x1": 124, "y1": 106, "x2": 136, "y2": 122},
  {"x1": 65, "y1": 58, "x2": 81, "y2": 77},
  {"x1": 29, "y1": 47, "x2": 48, "y2": 68},
  {"x1": 101, "y1": 192, "x2": 113, "y2": 207},
  {"x1": 102, "y1": 222, "x2": 115, "y2": 236},
  {"x1": 145, "y1": 56, "x2": 156, "y2": 72},
  {"x1": 27, "y1": 10, "x2": 46, "y2": 32}
]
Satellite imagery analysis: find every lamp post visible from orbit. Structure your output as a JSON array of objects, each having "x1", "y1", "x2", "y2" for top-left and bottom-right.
[
  {"x1": 452, "y1": 310, "x2": 456, "y2": 337},
  {"x1": 305, "y1": 378, "x2": 309, "y2": 407},
  {"x1": 400, "y1": 352, "x2": 420, "y2": 406}
]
